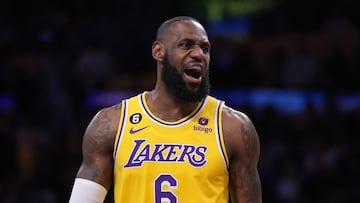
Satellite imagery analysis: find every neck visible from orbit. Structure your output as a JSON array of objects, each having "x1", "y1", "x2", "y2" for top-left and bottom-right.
[{"x1": 145, "y1": 89, "x2": 201, "y2": 122}]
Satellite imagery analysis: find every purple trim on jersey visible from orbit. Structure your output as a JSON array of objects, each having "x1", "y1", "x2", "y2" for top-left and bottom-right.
[
  {"x1": 114, "y1": 100, "x2": 127, "y2": 166},
  {"x1": 216, "y1": 100, "x2": 229, "y2": 170},
  {"x1": 140, "y1": 93, "x2": 207, "y2": 126}
]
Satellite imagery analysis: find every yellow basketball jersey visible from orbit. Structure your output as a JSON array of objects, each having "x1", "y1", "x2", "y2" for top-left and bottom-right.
[{"x1": 113, "y1": 92, "x2": 229, "y2": 202}]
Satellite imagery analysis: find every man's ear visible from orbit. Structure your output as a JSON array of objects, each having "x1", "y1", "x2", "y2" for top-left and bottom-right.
[{"x1": 152, "y1": 41, "x2": 164, "y2": 61}]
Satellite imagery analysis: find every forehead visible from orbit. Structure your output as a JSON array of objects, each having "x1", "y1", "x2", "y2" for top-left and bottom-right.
[{"x1": 164, "y1": 20, "x2": 209, "y2": 43}]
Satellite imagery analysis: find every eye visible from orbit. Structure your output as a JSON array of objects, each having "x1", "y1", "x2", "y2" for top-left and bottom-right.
[
  {"x1": 201, "y1": 46, "x2": 210, "y2": 54},
  {"x1": 179, "y1": 41, "x2": 193, "y2": 50}
]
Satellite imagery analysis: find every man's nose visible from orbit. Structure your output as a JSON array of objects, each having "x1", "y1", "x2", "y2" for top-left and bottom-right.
[{"x1": 190, "y1": 45, "x2": 205, "y2": 58}]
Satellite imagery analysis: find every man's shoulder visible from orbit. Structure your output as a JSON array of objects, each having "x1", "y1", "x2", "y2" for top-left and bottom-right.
[
  {"x1": 104, "y1": 103, "x2": 122, "y2": 114},
  {"x1": 221, "y1": 105, "x2": 254, "y2": 132}
]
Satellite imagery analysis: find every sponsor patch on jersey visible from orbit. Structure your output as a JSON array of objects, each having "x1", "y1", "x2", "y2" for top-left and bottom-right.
[
  {"x1": 193, "y1": 125, "x2": 213, "y2": 133},
  {"x1": 194, "y1": 117, "x2": 212, "y2": 133},
  {"x1": 198, "y1": 117, "x2": 208, "y2": 125}
]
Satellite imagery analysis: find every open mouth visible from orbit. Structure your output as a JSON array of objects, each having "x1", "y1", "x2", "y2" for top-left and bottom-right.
[
  {"x1": 184, "y1": 68, "x2": 202, "y2": 79},
  {"x1": 183, "y1": 66, "x2": 203, "y2": 84}
]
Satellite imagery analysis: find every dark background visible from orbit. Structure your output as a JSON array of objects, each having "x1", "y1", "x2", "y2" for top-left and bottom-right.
[{"x1": 0, "y1": 0, "x2": 359, "y2": 202}]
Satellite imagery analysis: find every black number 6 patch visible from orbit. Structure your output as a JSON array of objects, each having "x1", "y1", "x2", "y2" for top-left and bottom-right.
[{"x1": 130, "y1": 113, "x2": 142, "y2": 124}]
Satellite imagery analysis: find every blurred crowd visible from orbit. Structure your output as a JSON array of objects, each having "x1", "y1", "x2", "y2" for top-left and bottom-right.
[{"x1": 0, "y1": 0, "x2": 359, "y2": 202}]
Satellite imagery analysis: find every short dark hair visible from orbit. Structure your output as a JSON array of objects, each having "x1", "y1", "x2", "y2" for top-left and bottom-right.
[{"x1": 156, "y1": 16, "x2": 201, "y2": 41}]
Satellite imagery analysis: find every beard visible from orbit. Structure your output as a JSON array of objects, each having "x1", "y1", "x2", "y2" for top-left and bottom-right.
[{"x1": 161, "y1": 54, "x2": 210, "y2": 102}]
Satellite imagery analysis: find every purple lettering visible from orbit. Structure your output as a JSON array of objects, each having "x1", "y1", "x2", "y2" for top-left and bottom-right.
[
  {"x1": 164, "y1": 145, "x2": 182, "y2": 162},
  {"x1": 190, "y1": 146, "x2": 207, "y2": 167},
  {"x1": 124, "y1": 139, "x2": 207, "y2": 168},
  {"x1": 133, "y1": 144, "x2": 151, "y2": 162},
  {"x1": 124, "y1": 139, "x2": 146, "y2": 167},
  {"x1": 178, "y1": 145, "x2": 195, "y2": 162},
  {"x1": 150, "y1": 144, "x2": 167, "y2": 161}
]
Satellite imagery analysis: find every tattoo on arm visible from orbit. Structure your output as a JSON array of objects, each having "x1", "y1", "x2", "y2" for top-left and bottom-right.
[
  {"x1": 80, "y1": 107, "x2": 117, "y2": 182},
  {"x1": 231, "y1": 113, "x2": 262, "y2": 203},
  {"x1": 85, "y1": 111, "x2": 112, "y2": 151}
]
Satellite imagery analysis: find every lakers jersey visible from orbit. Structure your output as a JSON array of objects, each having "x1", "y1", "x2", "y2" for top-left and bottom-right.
[{"x1": 113, "y1": 92, "x2": 229, "y2": 202}]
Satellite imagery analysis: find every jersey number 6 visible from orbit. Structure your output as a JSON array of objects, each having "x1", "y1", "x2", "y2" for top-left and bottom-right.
[{"x1": 154, "y1": 174, "x2": 178, "y2": 203}]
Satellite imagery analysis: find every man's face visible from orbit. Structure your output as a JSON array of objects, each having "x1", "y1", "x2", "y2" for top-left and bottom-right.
[
  {"x1": 159, "y1": 20, "x2": 211, "y2": 102},
  {"x1": 161, "y1": 53, "x2": 210, "y2": 102}
]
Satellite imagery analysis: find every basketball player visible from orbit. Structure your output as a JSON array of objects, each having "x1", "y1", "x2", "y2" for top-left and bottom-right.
[{"x1": 69, "y1": 16, "x2": 262, "y2": 203}]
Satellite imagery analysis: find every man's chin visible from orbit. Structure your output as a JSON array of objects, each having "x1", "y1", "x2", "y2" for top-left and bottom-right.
[{"x1": 186, "y1": 83, "x2": 202, "y2": 92}]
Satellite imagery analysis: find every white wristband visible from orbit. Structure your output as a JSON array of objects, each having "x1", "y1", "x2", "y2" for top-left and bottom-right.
[{"x1": 69, "y1": 178, "x2": 108, "y2": 203}]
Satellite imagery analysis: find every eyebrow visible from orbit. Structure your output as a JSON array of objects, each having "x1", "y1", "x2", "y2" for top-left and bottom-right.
[{"x1": 181, "y1": 38, "x2": 210, "y2": 46}]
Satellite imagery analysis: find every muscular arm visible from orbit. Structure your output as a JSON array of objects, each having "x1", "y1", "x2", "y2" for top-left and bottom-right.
[
  {"x1": 75, "y1": 103, "x2": 122, "y2": 190},
  {"x1": 222, "y1": 106, "x2": 262, "y2": 203}
]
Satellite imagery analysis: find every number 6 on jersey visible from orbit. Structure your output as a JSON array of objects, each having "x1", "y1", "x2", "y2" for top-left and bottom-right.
[{"x1": 154, "y1": 174, "x2": 178, "y2": 203}]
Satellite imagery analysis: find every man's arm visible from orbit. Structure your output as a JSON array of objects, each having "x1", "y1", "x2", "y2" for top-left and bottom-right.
[
  {"x1": 222, "y1": 106, "x2": 262, "y2": 203},
  {"x1": 69, "y1": 104, "x2": 121, "y2": 202}
]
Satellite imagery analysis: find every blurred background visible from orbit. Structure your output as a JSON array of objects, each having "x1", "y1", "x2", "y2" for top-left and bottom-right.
[{"x1": 0, "y1": 0, "x2": 359, "y2": 202}]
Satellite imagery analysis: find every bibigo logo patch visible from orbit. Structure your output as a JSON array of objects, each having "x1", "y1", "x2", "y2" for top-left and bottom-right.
[{"x1": 194, "y1": 117, "x2": 213, "y2": 133}]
